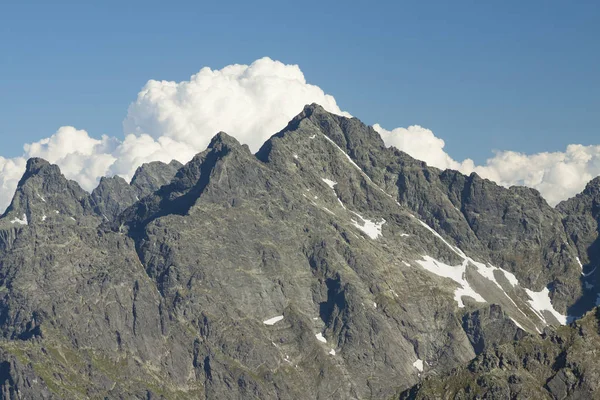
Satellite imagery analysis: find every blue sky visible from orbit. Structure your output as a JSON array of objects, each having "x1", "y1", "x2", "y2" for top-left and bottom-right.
[{"x1": 0, "y1": 0, "x2": 598, "y2": 163}]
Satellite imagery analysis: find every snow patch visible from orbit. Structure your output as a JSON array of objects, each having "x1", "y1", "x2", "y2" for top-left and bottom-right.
[
  {"x1": 41, "y1": 215, "x2": 47, "y2": 222},
  {"x1": 415, "y1": 216, "x2": 524, "y2": 311},
  {"x1": 413, "y1": 359, "x2": 424, "y2": 372},
  {"x1": 350, "y1": 212, "x2": 385, "y2": 239},
  {"x1": 10, "y1": 214, "x2": 28, "y2": 225},
  {"x1": 321, "y1": 178, "x2": 337, "y2": 189},
  {"x1": 400, "y1": 233, "x2": 410, "y2": 237},
  {"x1": 502, "y1": 269, "x2": 520, "y2": 287},
  {"x1": 416, "y1": 216, "x2": 570, "y2": 323},
  {"x1": 524, "y1": 287, "x2": 568, "y2": 325},
  {"x1": 263, "y1": 315, "x2": 284, "y2": 325},
  {"x1": 470, "y1": 262, "x2": 522, "y2": 311},
  {"x1": 293, "y1": 154, "x2": 298, "y2": 159},
  {"x1": 416, "y1": 219, "x2": 465, "y2": 258},
  {"x1": 309, "y1": 134, "x2": 316, "y2": 139},
  {"x1": 510, "y1": 317, "x2": 525, "y2": 331},
  {"x1": 321, "y1": 178, "x2": 347, "y2": 211},
  {"x1": 329, "y1": 349, "x2": 336, "y2": 356},
  {"x1": 575, "y1": 257, "x2": 596, "y2": 277},
  {"x1": 315, "y1": 333, "x2": 327, "y2": 343},
  {"x1": 322, "y1": 135, "x2": 373, "y2": 183},
  {"x1": 416, "y1": 256, "x2": 485, "y2": 308},
  {"x1": 322, "y1": 207, "x2": 335, "y2": 216}
]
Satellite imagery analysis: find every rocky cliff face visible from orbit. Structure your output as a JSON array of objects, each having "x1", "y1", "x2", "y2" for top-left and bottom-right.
[
  {"x1": 401, "y1": 307, "x2": 600, "y2": 400},
  {"x1": 0, "y1": 105, "x2": 597, "y2": 399}
]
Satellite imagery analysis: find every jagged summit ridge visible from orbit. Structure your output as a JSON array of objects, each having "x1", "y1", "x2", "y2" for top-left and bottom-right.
[
  {"x1": 0, "y1": 105, "x2": 598, "y2": 398},
  {"x1": 208, "y1": 130, "x2": 247, "y2": 150},
  {"x1": 0, "y1": 107, "x2": 595, "y2": 317},
  {"x1": 24, "y1": 157, "x2": 51, "y2": 174},
  {"x1": 1, "y1": 108, "x2": 595, "y2": 315},
  {"x1": 1, "y1": 156, "x2": 97, "y2": 227}
]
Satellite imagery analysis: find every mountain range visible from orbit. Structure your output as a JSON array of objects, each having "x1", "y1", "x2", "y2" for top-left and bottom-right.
[{"x1": 0, "y1": 104, "x2": 599, "y2": 399}]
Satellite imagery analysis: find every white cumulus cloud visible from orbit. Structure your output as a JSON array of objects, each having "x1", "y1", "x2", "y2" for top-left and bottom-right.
[
  {"x1": 24, "y1": 126, "x2": 118, "y2": 191},
  {"x1": 374, "y1": 124, "x2": 476, "y2": 172},
  {"x1": 123, "y1": 57, "x2": 350, "y2": 152},
  {"x1": 0, "y1": 57, "x2": 598, "y2": 213},
  {"x1": 0, "y1": 157, "x2": 28, "y2": 211}
]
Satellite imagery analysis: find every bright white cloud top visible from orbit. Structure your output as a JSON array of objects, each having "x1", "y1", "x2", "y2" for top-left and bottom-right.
[
  {"x1": 123, "y1": 58, "x2": 350, "y2": 153},
  {"x1": 0, "y1": 57, "x2": 599, "y2": 212}
]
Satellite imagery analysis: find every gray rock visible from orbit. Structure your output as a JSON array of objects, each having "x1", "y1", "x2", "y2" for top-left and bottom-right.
[
  {"x1": 0, "y1": 105, "x2": 599, "y2": 399},
  {"x1": 130, "y1": 160, "x2": 183, "y2": 198},
  {"x1": 462, "y1": 304, "x2": 526, "y2": 354},
  {"x1": 400, "y1": 307, "x2": 600, "y2": 400},
  {"x1": 91, "y1": 175, "x2": 138, "y2": 221},
  {"x1": 91, "y1": 160, "x2": 182, "y2": 222}
]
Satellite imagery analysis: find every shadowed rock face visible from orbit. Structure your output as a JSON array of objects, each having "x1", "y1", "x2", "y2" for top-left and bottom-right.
[
  {"x1": 556, "y1": 178, "x2": 600, "y2": 315},
  {"x1": 130, "y1": 160, "x2": 184, "y2": 198},
  {"x1": 0, "y1": 105, "x2": 597, "y2": 399},
  {"x1": 91, "y1": 160, "x2": 183, "y2": 221}
]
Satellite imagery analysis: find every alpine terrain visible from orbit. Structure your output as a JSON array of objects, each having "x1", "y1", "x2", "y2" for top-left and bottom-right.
[{"x1": 1, "y1": 104, "x2": 600, "y2": 399}]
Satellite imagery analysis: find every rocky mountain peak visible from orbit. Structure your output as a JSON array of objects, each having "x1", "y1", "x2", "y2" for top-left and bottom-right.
[
  {"x1": 130, "y1": 160, "x2": 182, "y2": 196},
  {"x1": 91, "y1": 175, "x2": 138, "y2": 221},
  {"x1": 88, "y1": 160, "x2": 185, "y2": 222},
  {"x1": 300, "y1": 103, "x2": 386, "y2": 154},
  {"x1": 24, "y1": 157, "x2": 52, "y2": 174},
  {"x1": 0, "y1": 106, "x2": 600, "y2": 398},
  {"x1": 15, "y1": 157, "x2": 62, "y2": 189},
  {"x1": 1, "y1": 157, "x2": 96, "y2": 225},
  {"x1": 116, "y1": 132, "x2": 253, "y2": 233},
  {"x1": 557, "y1": 177, "x2": 600, "y2": 213},
  {"x1": 583, "y1": 176, "x2": 600, "y2": 196},
  {"x1": 298, "y1": 102, "x2": 329, "y2": 119},
  {"x1": 282, "y1": 103, "x2": 327, "y2": 125},
  {"x1": 208, "y1": 131, "x2": 245, "y2": 152},
  {"x1": 168, "y1": 159, "x2": 183, "y2": 168}
]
